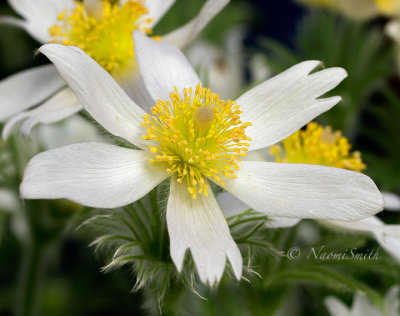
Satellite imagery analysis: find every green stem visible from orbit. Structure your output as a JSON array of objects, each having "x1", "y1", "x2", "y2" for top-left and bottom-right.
[{"x1": 15, "y1": 239, "x2": 48, "y2": 316}]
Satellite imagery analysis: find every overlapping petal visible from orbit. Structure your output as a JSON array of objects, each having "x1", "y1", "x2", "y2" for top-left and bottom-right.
[
  {"x1": 216, "y1": 191, "x2": 300, "y2": 228},
  {"x1": 162, "y1": 0, "x2": 230, "y2": 49},
  {"x1": 8, "y1": 0, "x2": 75, "y2": 43},
  {"x1": 20, "y1": 142, "x2": 169, "y2": 208},
  {"x1": 237, "y1": 61, "x2": 347, "y2": 151},
  {"x1": 143, "y1": 0, "x2": 176, "y2": 27},
  {"x1": 134, "y1": 32, "x2": 201, "y2": 102},
  {"x1": 40, "y1": 44, "x2": 149, "y2": 149},
  {"x1": 222, "y1": 161, "x2": 383, "y2": 221},
  {"x1": 0, "y1": 65, "x2": 65, "y2": 122},
  {"x1": 167, "y1": 177, "x2": 242, "y2": 285}
]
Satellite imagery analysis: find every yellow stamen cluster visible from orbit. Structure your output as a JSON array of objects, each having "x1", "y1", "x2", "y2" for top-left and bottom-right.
[
  {"x1": 374, "y1": 0, "x2": 400, "y2": 15},
  {"x1": 49, "y1": 0, "x2": 152, "y2": 73},
  {"x1": 269, "y1": 122, "x2": 366, "y2": 172},
  {"x1": 142, "y1": 84, "x2": 252, "y2": 199}
]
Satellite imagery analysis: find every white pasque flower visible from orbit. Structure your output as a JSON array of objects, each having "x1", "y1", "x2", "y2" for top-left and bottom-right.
[
  {"x1": 325, "y1": 286, "x2": 400, "y2": 316},
  {"x1": 20, "y1": 32, "x2": 383, "y2": 285},
  {"x1": 0, "y1": 0, "x2": 229, "y2": 138}
]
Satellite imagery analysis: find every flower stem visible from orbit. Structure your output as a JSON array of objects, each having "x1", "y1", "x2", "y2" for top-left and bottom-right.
[{"x1": 14, "y1": 238, "x2": 48, "y2": 316}]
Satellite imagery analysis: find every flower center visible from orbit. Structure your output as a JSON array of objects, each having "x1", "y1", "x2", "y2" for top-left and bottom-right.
[
  {"x1": 269, "y1": 122, "x2": 366, "y2": 172},
  {"x1": 141, "y1": 84, "x2": 252, "y2": 199},
  {"x1": 49, "y1": 0, "x2": 152, "y2": 73}
]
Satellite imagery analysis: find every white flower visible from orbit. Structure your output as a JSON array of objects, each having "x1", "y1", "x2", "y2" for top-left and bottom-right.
[
  {"x1": 20, "y1": 33, "x2": 383, "y2": 285},
  {"x1": 187, "y1": 26, "x2": 271, "y2": 100},
  {"x1": 0, "y1": 0, "x2": 229, "y2": 138},
  {"x1": 325, "y1": 286, "x2": 400, "y2": 316}
]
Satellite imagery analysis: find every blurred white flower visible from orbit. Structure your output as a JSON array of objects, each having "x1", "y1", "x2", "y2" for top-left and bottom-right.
[
  {"x1": 187, "y1": 27, "x2": 271, "y2": 100},
  {"x1": 20, "y1": 33, "x2": 383, "y2": 285},
  {"x1": 187, "y1": 27, "x2": 246, "y2": 99},
  {"x1": 0, "y1": 0, "x2": 230, "y2": 138},
  {"x1": 0, "y1": 189, "x2": 20, "y2": 213},
  {"x1": 37, "y1": 115, "x2": 109, "y2": 150},
  {"x1": 325, "y1": 286, "x2": 400, "y2": 316},
  {"x1": 323, "y1": 217, "x2": 400, "y2": 262},
  {"x1": 297, "y1": 0, "x2": 380, "y2": 20},
  {"x1": 299, "y1": 0, "x2": 400, "y2": 19}
]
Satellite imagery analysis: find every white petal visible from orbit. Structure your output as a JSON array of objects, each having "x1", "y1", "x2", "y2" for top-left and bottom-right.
[
  {"x1": 114, "y1": 70, "x2": 155, "y2": 112},
  {"x1": 20, "y1": 142, "x2": 169, "y2": 208},
  {"x1": 2, "y1": 88, "x2": 81, "y2": 139},
  {"x1": 0, "y1": 16, "x2": 26, "y2": 28},
  {"x1": 384, "y1": 286, "x2": 400, "y2": 316},
  {"x1": 323, "y1": 216, "x2": 400, "y2": 261},
  {"x1": 39, "y1": 44, "x2": 149, "y2": 149},
  {"x1": 382, "y1": 191, "x2": 400, "y2": 211},
  {"x1": 222, "y1": 161, "x2": 383, "y2": 221},
  {"x1": 266, "y1": 217, "x2": 300, "y2": 228},
  {"x1": 143, "y1": 0, "x2": 175, "y2": 27},
  {"x1": 134, "y1": 32, "x2": 201, "y2": 101},
  {"x1": 162, "y1": 0, "x2": 230, "y2": 49},
  {"x1": 324, "y1": 297, "x2": 350, "y2": 316},
  {"x1": 236, "y1": 61, "x2": 347, "y2": 151},
  {"x1": 216, "y1": 191, "x2": 250, "y2": 218},
  {"x1": 216, "y1": 191, "x2": 300, "y2": 228},
  {"x1": 0, "y1": 65, "x2": 65, "y2": 121},
  {"x1": 8, "y1": 0, "x2": 75, "y2": 43},
  {"x1": 38, "y1": 116, "x2": 108, "y2": 150},
  {"x1": 351, "y1": 293, "x2": 381, "y2": 316},
  {"x1": 167, "y1": 177, "x2": 242, "y2": 285}
]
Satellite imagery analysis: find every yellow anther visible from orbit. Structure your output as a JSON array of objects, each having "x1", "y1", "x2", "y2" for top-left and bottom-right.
[
  {"x1": 270, "y1": 122, "x2": 366, "y2": 172},
  {"x1": 142, "y1": 83, "x2": 250, "y2": 198},
  {"x1": 49, "y1": 0, "x2": 151, "y2": 74}
]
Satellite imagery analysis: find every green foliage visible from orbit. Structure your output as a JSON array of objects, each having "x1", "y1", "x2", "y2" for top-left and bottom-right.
[
  {"x1": 260, "y1": 11, "x2": 395, "y2": 139},
  {"x1": 360, "y1": 86, "x2": 400, "y2": 192}
]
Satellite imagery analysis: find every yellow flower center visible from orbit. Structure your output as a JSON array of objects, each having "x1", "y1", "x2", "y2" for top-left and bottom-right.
[
  {"x1": 374, "y1": 0, "x2": 400, "y2": 15},
  {"x1": 141, "y1": 84, "x2": 252, "y2": 199},
  {"x1": 269, "y1": 122, "x2": 366, "y2": 172},
  {"x1": 49, "y1": 0, "x2": 153, "y2": 73}
]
